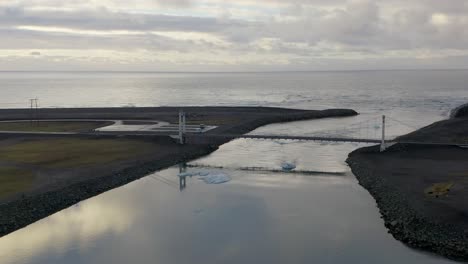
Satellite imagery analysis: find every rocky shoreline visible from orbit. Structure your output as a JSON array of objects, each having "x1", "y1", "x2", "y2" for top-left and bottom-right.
[
  {"x1": 450, "y1": 103, "x2": 468, "y2": 119},
  {"x1": 347, "y1": 105, "x2": 468, "y2": 261},
  {"x1": 0, "y1": 106, "x2": 358, "y2": 237},
  {"x1": 347, "y1": 147, "x2": 468, "y2": 261}
]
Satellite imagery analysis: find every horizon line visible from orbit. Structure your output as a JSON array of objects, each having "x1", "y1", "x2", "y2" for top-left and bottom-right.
[{"x1": 1, "y1": 68, "x2": 468, "y2": 74}]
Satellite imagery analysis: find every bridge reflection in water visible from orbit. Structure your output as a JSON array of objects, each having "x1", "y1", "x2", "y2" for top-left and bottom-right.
[{"x1": 179, "y1": 163, "x2": 187, "y2": 191}]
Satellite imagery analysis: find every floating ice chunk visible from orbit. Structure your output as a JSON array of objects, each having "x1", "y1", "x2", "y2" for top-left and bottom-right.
[
  {"x1": 281, "y1": 162, "x2": 296, "y2": 171},
  {"x1": 198, "y1": 172, "x2": 231, "y2": 184},
  {"x1": 177, "y1": 170, "x2": 231, "y2": 184},
  {"x1": 178, "y1": 171, "x2": 210, "y2": 177},
  {"x1": 198, "y1": 171, "x2": 210, "y2": 177}
]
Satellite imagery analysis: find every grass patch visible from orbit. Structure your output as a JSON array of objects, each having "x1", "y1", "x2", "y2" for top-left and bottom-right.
[
  {"x1": 0, "y1": 167, "x2": 34, "y2": 198},
  {"x1": 0, "y1": 138, "x2": 154, "y2": 168},
  {"x1": 425, "y1": 182, "x2": 454, "y2": 197},
  {"x1": 0, "y1": 121, "x2": 109, "y2": 132}
]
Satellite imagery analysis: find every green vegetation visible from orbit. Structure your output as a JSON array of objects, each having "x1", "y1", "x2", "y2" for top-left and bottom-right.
[
  {"x1": 425, "y1": 182, "x2": 454, "y2": 197},
  {"x1": 0, "y1": 138, "x2": 154, "y2": 168},
  {"x1": 0, "y1": 121, "x2": 110, "y2": 132},
  {"x1": 0, "y1": 167, "x2": 34, "y2": 198}
]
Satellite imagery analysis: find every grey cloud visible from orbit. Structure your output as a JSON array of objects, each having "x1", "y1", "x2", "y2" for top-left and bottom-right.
[
  {"x1": 2, "y1": 0, "x2": 468, "y2": 70},
  {"x1": 0, "y1": 28, "x2": 217, "y2": 52},
  {"x1": 153, "y1": 0, "x2": 194, "y2": 8},
  {"x1": 249, "y1": 0, "x2": 468, "y2": 50},
  {"x1": 3, "y1": 1, "x2": 468, "y2": 51},
  {"x1": 0, "y1": 5, "x2": 247, "y2": 32}
]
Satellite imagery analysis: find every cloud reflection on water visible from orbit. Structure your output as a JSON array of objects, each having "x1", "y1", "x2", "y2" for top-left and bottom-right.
[{"x1": 0, "y1": 194, "x2": 138, "y2": 264}]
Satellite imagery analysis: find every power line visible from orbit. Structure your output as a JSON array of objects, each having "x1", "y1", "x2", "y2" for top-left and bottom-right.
[
  {"x1": 386, "y1": 116, "x2": 419, "y2": 130},
  {"x1": 147, "y1": 174, "x2": 179, "y2": 189}
]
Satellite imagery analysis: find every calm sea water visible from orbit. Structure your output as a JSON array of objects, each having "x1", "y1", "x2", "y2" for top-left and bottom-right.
[{"x1": 0, "y1": 71, "x2": 466, "y2": 264}]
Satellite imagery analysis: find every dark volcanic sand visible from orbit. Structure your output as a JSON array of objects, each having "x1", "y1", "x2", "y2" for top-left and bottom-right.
[
  {"x1": 0, "y1": 106, "x2": 357, "y2": 237},
  {"x1": 347, "y1": 115, "x2": 468, "y2": 261}
]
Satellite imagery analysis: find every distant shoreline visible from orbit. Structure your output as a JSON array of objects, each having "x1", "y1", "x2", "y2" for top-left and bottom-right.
[{"x1": 1, "y1": 69, "x2": 468, "y2": 74}]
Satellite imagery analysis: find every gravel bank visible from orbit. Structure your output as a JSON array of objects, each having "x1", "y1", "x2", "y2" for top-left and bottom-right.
[
  {"x1": 347, "y1": 110, "x2": 468, "y2": 261},
  {"x1": 347, "y1": 147, "x2": 468, "y2": 261}
]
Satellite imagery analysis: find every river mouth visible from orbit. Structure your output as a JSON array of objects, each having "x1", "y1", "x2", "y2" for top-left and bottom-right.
[{"x1": 0, "y1": 118, "x2": 457, "y2": 264}]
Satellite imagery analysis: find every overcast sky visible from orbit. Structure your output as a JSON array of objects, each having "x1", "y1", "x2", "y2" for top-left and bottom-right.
[{"x1": 1, "y1": 0, "x2": 468, "y2": 71}]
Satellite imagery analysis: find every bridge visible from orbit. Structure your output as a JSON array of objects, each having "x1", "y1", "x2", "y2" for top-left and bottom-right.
[
  {"x1": 177, "y1": 111, "x2": 468, "y2": 151},
  {"x1": 204, "y1": 134, "x2": 383, "y2": 144},
  {"x1": 187, "y1": 134, "x2": 466, "y2": 147},
  {"x1": 177, "y1": 111, "x2": 393, "y2": 150},
  {"x1": 0, "y1": 111, "x2": 465, "y2": 151}
]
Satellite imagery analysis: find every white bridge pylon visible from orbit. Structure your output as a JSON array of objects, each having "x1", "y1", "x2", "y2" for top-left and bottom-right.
[
  {"x1": 242, "y1": 116, "x2": 391, "y2": 149},
  {"x1": 290, "y1": 114, "x2": 418, "y2": 151},
  {"x1": 380, "y1": 115, "x2": 386, "y2": 152}
]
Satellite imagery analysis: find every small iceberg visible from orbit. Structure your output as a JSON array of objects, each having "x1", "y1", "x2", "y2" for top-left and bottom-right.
[
  {"x1": 198, "y1": 172, "x2": 231, "y2": 184},
  {"x1": 281, "y1": 162, "x2": 296, "y2": 171},
  {"x1": 197, "y1": 171, "x2": 210, "y2": 177}
]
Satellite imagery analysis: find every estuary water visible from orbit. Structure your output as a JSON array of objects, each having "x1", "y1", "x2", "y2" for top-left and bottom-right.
[{"x1": 0, "y1": 70, "x2": 467, "y2": 263}]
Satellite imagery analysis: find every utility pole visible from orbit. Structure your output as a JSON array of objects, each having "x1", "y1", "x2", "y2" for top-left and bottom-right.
[
  {"x1": 29, "y1": 98, "x2": 39, "y2": 126},
  {"x1": 29, "y1": 99, "x2": 34, "y2": 126},
  {"x1": 380, "y1": 115, "x2": 386, "y2": 152},
  {"x1": 178, "y1": 109, "x2": 186, "y2": 145},
  {"x1": 34, "y1": 98, "x2": 38, "y2": 125}
]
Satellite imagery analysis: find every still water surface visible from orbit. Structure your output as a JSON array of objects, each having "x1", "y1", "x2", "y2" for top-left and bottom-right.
[{"x1": 0, "y1": 71, "x2": 465, "y2": 263}]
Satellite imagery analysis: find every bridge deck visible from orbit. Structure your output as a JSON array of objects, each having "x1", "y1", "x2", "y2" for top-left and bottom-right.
[
  {"x1": 222, "y1": 134, "x2": 384, "y2": 143},
  {"x1": 188, "y1": 134, "x2": 467, "y2": 146},
  {"x1": 0, "y1": 130, "x2": 465, "y2": 146}
]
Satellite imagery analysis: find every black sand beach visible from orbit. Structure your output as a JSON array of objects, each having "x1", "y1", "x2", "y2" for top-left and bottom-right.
[{"x1": 347, "y1": 104, "x2": 468, "y2": 261}]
